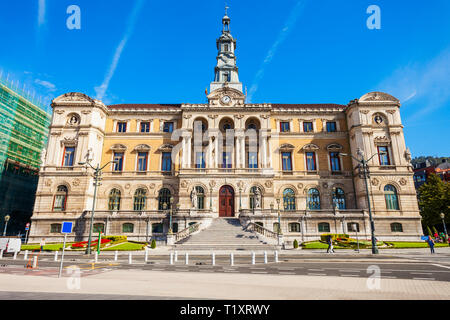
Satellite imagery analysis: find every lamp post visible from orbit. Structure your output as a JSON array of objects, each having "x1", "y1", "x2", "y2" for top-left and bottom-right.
[
  {"x1": 276, "y1": 198, "x2": 281, "y2": 234},
  {"x1": 79, "y1": 159, "x2": 117, "y2": 255},
  {"x1": 440, "y1": 212, "x2": 448, "y2": 243},
  {"x1": 3, "y1": 215, "x2": 10, "y2": 236},
  {"x1": 340, "y1": 149, "x2": 385, "y2": 255},
  {"x1": 239, "y1": 187, "x2": 242, "y2": 211}
]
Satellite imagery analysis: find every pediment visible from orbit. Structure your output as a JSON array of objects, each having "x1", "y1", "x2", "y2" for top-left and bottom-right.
[
  {"x1": 302, "y1": 143, "x2": 320, "y2": 151},
  {"x1": 53, "y1": 92, "x2": 95, "y2": 104},
  {"x1": 110, "y1": 144, "x2": 127, "y2": 152},
  {"x1": 359, "y1": 92, "x2": 399, "y2": 103}
]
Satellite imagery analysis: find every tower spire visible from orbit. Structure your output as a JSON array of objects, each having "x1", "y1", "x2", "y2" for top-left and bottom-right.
[{"x1": 210, "y1": 7, "x2": 243, "y2": 93}]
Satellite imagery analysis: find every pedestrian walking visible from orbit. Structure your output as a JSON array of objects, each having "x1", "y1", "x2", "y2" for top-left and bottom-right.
[
  {"x1": 326, "y1": 235, "x2": 334, "y2": 254},
  {"x1": 427, "y1": 236, "x2": 435, "y2": 254},
  {"x1": 40, "y1": 238, "x2": 45, "y2": 252}
]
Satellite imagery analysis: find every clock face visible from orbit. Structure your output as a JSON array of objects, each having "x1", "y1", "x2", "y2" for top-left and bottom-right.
[{"x1": 221, "y1": 95, "x2": 231, "y2": 104}]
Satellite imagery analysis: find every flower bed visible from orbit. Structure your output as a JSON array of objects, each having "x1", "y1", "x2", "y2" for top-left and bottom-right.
[{"x1": 71, "y1": 238, "x2": 111, "y2": 249}]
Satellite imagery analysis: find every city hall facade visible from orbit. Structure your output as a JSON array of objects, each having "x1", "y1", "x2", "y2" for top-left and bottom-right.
[{"x1": 29, "y1": 13, "x2": 422, "y2": 245}]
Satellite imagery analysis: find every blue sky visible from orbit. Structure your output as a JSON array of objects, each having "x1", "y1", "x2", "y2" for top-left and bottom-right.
[{"x1": 0, "y1": 0, "x2": 449, "y2": 157}]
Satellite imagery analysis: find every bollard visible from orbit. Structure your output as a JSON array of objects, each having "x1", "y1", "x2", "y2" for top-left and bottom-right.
[
  {"x1": 94, "y1": 252, "x2": 98, "y2": 263},
  {"x1": 128, "y1": 252, "x2": 132, "y2": 264},
  {"x1": 174, "y1": 251, "x2": 178, "y2": 262},
  {"x1": 114, "y1": 250, "x2": 118, "y2": 261},
  {"x1": 54, "y1": 251, "x2": 58, "y2": 262},
  {"x1": 230, "y1": 253, "x2": 234, "y2": 266},
  {"x1": 212, "y1": 252, "x2": 215, "y2": 266},
  {"x1": 13, "y1": 251, "x2": 18, "y2": 260},
  {"x1": 170, "y1": 252, "x2": 174, "y2": 265},
  {"x1": 251, "y1": 251, "x2": 255, "y2": 265},
  {"x1": 274, "y1": 251, "x2": 279, "y2": 263},
  {"x1": 144, "y1": 249, "x2": 148, "y2": 262},
  {"x1": 264, "y1": 251, "x2": 268, "y2": 264},
  {"x1": 185, "y1": 253, "x2": 189, "y2": 265},
  {"x1": 32, "y1": 256, "x2": 38, "y2": 268},
  {"x1": 24, "y1": 250, "x2": 28, "y2": 260}
]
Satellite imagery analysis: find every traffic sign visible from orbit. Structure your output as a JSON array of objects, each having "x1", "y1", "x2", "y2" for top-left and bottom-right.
[{"x1": 61, "y1": 222, "x2": 73, "y2": 234}]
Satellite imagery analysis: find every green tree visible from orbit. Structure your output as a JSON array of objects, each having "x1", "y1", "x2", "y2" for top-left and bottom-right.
[
  {"x1": 293, "y1": 239, "x2": 299, "y2": 249},
  {"x1": 427, "y1": 226, "x2": 433, "y2": 236},
  {"x1": 150, "y1": 239, "x2": 156, "y2": 249},
  {"x1": 418, "y1": 173, "x2": 450, "y2": 227}
]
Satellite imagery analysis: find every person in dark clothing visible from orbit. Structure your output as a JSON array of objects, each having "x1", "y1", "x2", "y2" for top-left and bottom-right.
[
  {"x1": 427, "y1": 236, "x2": 435, "y2": 254},
  {"x1": 326, "y1": 235, "x2": 334, "y2": 254}
]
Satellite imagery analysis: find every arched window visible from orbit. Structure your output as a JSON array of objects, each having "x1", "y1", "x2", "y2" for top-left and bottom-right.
[
  {"x1": 384, "y1": 185, "x2": 399, "y2": 210},
  {"x1": 249, "y1": 186, "x2": 262, "y2": 209},
  {"x1": 122, "y1": 223, "x2": 134, "y2": 233},
  {"x1": 283, "y1": 188, "x2": 296, "y2": 211},
  {"x1": 195, "y1": 186, "x2": 205, "y2": 209},
  {"x1": 93, "y1": 223, "x2": 104, "y2": 233},
  {"x1": 53, "y1": 185, "x2": 68, "y2": 211},
  {"x1": 133, "y1": 188, "x2": 147, "y2": 211},
  {"x1": 50, "y1": 223, "x2": 62, "y2": 233},
  {"x1": 318, "y1": 222, "x2": 330, "y2": 232},
  {"x1": 332, "y1": 188, "x2": 346, "y2": 209},
  {"x1": 307, "y1": 188, "x2": 321, "y2": 210},
  {"x1": 108, "y1": 189, "x2": 121, "y2": 211},
  {"x1": 289, "y1": 223, "x2": 301, "y2": 232},
  {"x1": 390, "y1": 223, "x2": 403, "y2": 232},
  {"x1": 158, "y1": 188, "x2": 171, "y2": 210}
]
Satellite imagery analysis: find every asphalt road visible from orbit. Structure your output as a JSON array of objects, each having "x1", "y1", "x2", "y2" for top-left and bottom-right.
[{"x1": 2, "y1": 252, "x2": 450, "y2": 282}]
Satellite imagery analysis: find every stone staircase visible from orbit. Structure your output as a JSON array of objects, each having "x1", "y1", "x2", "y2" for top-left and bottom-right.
[{"x1": 174, "y1": 218, "x2": 278, "y2": 251}]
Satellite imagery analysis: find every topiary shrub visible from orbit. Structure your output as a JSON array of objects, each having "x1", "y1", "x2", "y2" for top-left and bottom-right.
[
  {"x1": 150, "y1": 239, "x2": 156, "y2": 249},
  {"x1": 427, "y1": 226, "x2": 433, "y2": 236},
  {"x1": 293, "y1": 239, "x2": 299, "y2": 249}
]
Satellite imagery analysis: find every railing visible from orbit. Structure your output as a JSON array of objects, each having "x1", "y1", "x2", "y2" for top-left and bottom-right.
[
  {"x1": 175, "y1": 222, "x2": 200, "y2": 242},
  {"x1": 245, "y1": 222, "x2": 278, "y2": 240}
]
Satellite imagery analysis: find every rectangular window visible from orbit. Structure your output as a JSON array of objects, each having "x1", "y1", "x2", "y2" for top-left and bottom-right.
[
  {"x1": 62, "y1": 147, "x2": 75, "y2": 166},
  {"x1": 224, "y1": 43, "x2": 229, "y2": 52},
  {"x1": 303, "y1": 122, "x2": 313, "y2": 132},
  {"x1": 248, "y1": 152, "x2": 258, "y2": 168},
  {"x1": 282, "y1": 152, "x2": 292, "y2": 171},
  {"x1": 163, "y1": 122, "x2": 174, "y2": 133},
  {"x1": 378, "y1": 146, "x2": 390, "y2": 165},
  {"x1": 195, "y1": 152, "x2": 206, "y2": 169},
  {"x1": 222, "y1": 152, "x2": 232, "y2": 168},
  {"x1": 137, "y1": 152, "x2": 148, "y2": 171},
  {"x1": 113, "y1": 152, "x2": 124, "y2": 171},
  {"x1": 280, "y1": 122, "x2": 290, "y2": 132},
  {"x1": 306, "y1": 152, "x2": 316, "y2": 171},
  {"x1": 140, "y1": 122, "x2": 150, "y2": 133},
  {"x1": 326, "y1": 121, "x2": 337, "y2": 132},
  {"x1": 329, "y1": 152, "x2": 341, "y2": 171},
  {"x1": 162, "y1": 152, "x2": 172, "y2": 172},
  {"x1": 117, "y1": 122, "x2": 127, "y2": 132}
]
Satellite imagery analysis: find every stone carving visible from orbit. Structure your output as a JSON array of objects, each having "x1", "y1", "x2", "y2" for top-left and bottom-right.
[
  {"x1": 360, "y1": 110, "x2": 370, "y2": 114},
  {"x1": 399, "y1": 178, "x2": 407, "y2": 186},
  {"x1": 40, "y1": 148, "x2": 46, "y2": 166},
  {"x1": 359, "y1": 92, "x2": 399, "y2": 102},
  {"x1": 45, "y1": 179, "x2": 52, "y2": 187},
  {"x1": 404, "y1": 148, "x2": 412, "y2": 163},
  {"x1": 209, "y1": 180, "x2": 216, "y2": 187},
  {"x1": 149, "y1": 183, "x2": 155, "y2": 189},
  {"x1": 371, "y1": 178, "x2": 379, "y2": 186},
  {"x1": 68, "y1": 114, "x2": 79, "y2": 125},
  {"x1": 237, "y1": 180, "x2": 244, "y2": 188},
  {"x1": 180, "y1": 180, "x2": 188, "y2": 188},
  {"x1": 297, "y1": 183, "x2": 303, "y2": 190},
  {"x1": 322, "y1": 182, "x2": 328, "y2": 189},
  {"x1": 386, "y1": 109, "x2": 396, "y2": 114},
  {"x1": 265, "y1": 180, "x2": 273, "y2": 188},
  {"x1": 85, "y1": 148, "x2": 94, "y2": 163},
  {"x1": 253, "y1": 188, "x2": 262, "y2": 209},
  {"x1": 125, "y1": 184, "x2": 130, "y2": 189},
  {"x1": 191, "y1": 188, "x2": 198, "y2": 209},
  {"x1": 72, "y1": 179, "x2": 80, "y2": 187}
]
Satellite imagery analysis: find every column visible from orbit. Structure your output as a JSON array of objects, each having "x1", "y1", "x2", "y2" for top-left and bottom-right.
[
  {"x1": 267, "y1": 135, "x2": 273, "y2": 168},
  {"x1": 181, "y1": 136, "x2": 187, "y2": 168},
  {"x1": 214, "y1": 136, "x2": 219, "y2": 168},
  {"x1": 208, "y1": 136, "x2": 213, "y2": 168},
  {"x1": 187, "y1": 135, "x2": 192, "y2": 168},
  {"x1": 240, "y1": 136, "x2": 245, "y2": 169},
  {"x1": 261, "y1": 135, "x2": 268, "y2": 168},
  {"x1": 236, "y1": 137, "x2": 241, "y2": 168}
]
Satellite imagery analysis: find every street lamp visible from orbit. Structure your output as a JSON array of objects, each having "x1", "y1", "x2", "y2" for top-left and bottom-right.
[
  {"x1": 440, "y1": 212, "x2": 448, "y2": 243},
  {"x1": 340, "y1": 148, "x2": 385, "y2": 254},
  {"x1": 79, "y1": 158, "x2": 118, "y2": 255},
  {"x1": 3, "y1": 215, "x2": 10, "y2": 236}
]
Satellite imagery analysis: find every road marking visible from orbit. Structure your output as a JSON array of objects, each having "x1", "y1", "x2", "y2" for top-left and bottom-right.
[
  {"x1": 251, "y1": 271, "x2": 268, "y2": 274},
  {"x1": 412, "y1": 277, "x2": 435, "y2": 281},
  {"x1": 339, "y1": 269, "x2": 362, "y2": 273},
  {"x1": 340, "y1": 274, "x2": 359, "y2": 277},
  {"x1": 308, "y1": 269, "x2": 325, "y2": 272},
  {"x1": 307, "y1": 273, "x2": 327, "y2": 276},
  {"x1": 432, "y1": 264, "x2": 450, "y2": 270},
  {"x1": 410, "y1": 272, "x2": 433, "y2": 275},
  {"x1": 279, "y1": 272, "x2": 296, "y2": 275},
  {"x1": 381, "y1": 276, "x2": 397, "y2": 279}
]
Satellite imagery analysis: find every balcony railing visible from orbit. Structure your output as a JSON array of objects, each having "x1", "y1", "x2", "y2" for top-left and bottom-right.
[
  {"x1": 175, "y1": 222, "x2": 200, "y2": 242},
  {"x1": 245, "y1": 222, "x2": 278, "y2": 240}
]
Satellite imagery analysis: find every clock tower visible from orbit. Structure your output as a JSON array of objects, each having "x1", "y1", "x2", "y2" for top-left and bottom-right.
[{"x1": 210, "y1": 7, "x2": 243, "y2": 94}]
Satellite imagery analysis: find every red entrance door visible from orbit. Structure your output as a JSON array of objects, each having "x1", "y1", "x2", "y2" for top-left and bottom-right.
[{"x1": 219, "y1": 185, "x2": 234, "y2": 217}]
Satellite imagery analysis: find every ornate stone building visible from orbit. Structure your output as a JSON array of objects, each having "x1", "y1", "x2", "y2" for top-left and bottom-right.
[{"x1": 29, "y1": 12, "x2": 422, "y2": 245}]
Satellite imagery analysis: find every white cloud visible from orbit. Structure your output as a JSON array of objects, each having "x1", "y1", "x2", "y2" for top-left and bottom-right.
[
  {"x1": 95, "y1": 0, "x2": 146, "y2": 101},
  {"x1": 35, "y1": 78, "x2": 56, "y2": 91},
  {"x1": 38, "y1": 0, "x2": 46, "y2": 27},
  {"x1": 247, "y1": 0, "x2": 306, "y2": 102},
  {"x1": 376, "y1": 47, "x2": 450, "y2": 124}
]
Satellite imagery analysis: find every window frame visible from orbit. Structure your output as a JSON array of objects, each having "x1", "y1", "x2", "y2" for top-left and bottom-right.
[
  {"x1": 303, "y1": 121, "x2": 313, "y2": 133},
  {"x1": 306, "y1": 152, "x2": 317, "y2": 171},
  {"x1": 280, "y1": 121, "x2": 290, "y2": 132},
  {"x1": 161, "y1": 152, "x2": 172, "y2": 172},
  {"x1": 318, "y1": 222, "x2": 330, "y2": 233},
  {"x1": 117, "y1": 122, "x2": 127, "y2": 133},
  {"x1": 62, "y1": 146, "x2": 75, "y2": 167},
  {"x1": 326, "y1": 121, "x2": 337, "y2": 132},
  {"x1": 163, "y1": 121, "x2": 174, "y2": 133},
  {"x1": 281, "y1": 152, "x2": 293, "y2": 171},
  {"x1": 377, "y1": 146, "x2": 391, "y2": 166},
  {"x1": 140, "y1": 122, "x2": 150, "y2": 133}
]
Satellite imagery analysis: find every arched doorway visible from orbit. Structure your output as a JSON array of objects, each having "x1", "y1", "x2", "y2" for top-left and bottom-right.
[{"x1": 219, "y1": 185, "x2": 235, "y2": 217}]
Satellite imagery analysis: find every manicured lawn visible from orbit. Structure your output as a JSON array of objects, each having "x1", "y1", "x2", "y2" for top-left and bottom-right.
[
  {"x1": 382, "y1": 241, "x2": 449, "y2": 249},
  {"x1": 21, "y1": 243, "x2": 73, "y2": 251},
  {"x1": 102, "y1": 242, "x2": 147, "y2": 251},
  {"x1": 301, "y1": 240, "x2": 449, "y2": 249}
]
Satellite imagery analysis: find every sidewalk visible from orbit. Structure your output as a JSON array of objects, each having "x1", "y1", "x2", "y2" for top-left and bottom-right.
[{"x1": 0, "y1": 269, "x2": 449, "y2": 300}]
